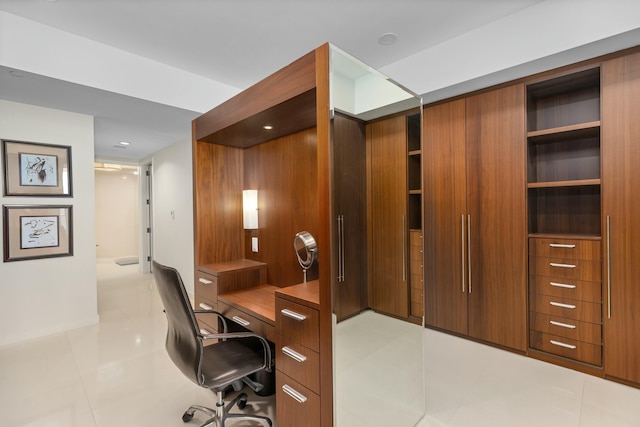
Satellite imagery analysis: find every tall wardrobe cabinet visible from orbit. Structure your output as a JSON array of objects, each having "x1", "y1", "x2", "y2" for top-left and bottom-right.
[
  {"x1": 602, "y1": 51, "x2": 640, "y2": 386},
  {"x1": 424, "y1": 84, "x2": 528, "y2": 352}
]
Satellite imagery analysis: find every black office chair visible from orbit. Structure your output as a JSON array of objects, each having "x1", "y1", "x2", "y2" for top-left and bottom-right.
[{"x1": 152, "y1": 261, "x2": 273, "y2": 427}]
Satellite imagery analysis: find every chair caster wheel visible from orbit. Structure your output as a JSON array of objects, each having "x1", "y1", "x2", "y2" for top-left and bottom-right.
[
  {"x1": 237, "y1": 396, "x2": 248, "y2": 410},
  {"x1": 182, "y1": 411, "x2": 194, "y2": 422}
]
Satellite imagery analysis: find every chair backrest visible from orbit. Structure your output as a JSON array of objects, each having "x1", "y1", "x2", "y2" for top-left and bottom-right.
[{"x1": 152, "y1": 261, "x2": 203, "y2": 385}]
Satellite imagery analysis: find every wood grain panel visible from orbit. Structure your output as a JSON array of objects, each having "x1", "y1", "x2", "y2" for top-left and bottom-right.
[
  {"x1": 368, "y1": 114, "x2": 408, "y2": 318},
  {"x1": 276, "y1": 298, "x2": 320, "y2": 352},
  {"x1": 530, "y1": 330, "x2": 602, "y2": 365},
  {"x1": 529, "y1": 275, "x2": 602, "y2": 303},
  {"x1": 243, "y1": 128, "x2": 318, "y2": 287},
  {"x1": 466, "y1": 84, "x2": 527, "y2": 352},
  {"x1": 529, "y1": 256, "x2": 601, "y2": 282},
  {"x1": 423, "y1": 99, "x2": 468, "y2": 334},
  {"x1": 602, "y1": 51, "x2": 640, "y2": 385},
  {"x1": 276, "y1": 339, "x2": 320, "y2": 394},
  {"x1": 194, "y1": 51, "x2": 316, "y2": 141},
  {"x1": 193, "y1": 141, "x2": 244, "y2": 265},
  {"x1": 276, "y1": 371, "x2": 320, "y2": 427},
  {"x1": 530, "y1": 293, "x2": 602, "y2": 323},
  {"x1": 332, "y1": 113, "x2": 367, "y2": 322},
  {"x1": 530, "y1": 237, "x2": 601, "y2": 260},
  {"x1": 530, "y1": 312, "x2": 602, "y2": 344}
]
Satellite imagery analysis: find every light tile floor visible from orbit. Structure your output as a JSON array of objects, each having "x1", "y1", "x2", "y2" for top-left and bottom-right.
[{"x1": 1, "y1": 261, "x2": 639, "y2": 427}]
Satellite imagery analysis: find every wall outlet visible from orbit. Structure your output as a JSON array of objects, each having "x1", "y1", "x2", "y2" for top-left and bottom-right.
[{"x1": 251, "y1": 237, "x2": 258, "y2": 252}]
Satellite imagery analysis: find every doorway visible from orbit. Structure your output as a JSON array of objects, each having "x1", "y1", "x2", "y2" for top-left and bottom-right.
[{"x1": 94, "y1": 162, "x2": 141, "y2": 266}]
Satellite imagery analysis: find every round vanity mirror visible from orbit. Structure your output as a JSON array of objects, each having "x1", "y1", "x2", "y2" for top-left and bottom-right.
[{"x1": 293, "y1": 231, "x2": 317, "y2": 282}]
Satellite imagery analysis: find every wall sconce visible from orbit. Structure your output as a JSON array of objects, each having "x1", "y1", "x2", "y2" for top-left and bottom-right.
[{"x1": 243, "y1": 189, "x2": 259, "y2": 229}]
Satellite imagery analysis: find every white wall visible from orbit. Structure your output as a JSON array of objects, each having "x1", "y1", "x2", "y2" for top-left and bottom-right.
[
  {"x1": 95, "y1": 168, "x2": 139, "y2": 259},
  {"x1": 151, "y1": 139, "x2": 194, "y2": 297},
  {"x1": 0, "y1": 100, "x2": 98, "y2": 347}
]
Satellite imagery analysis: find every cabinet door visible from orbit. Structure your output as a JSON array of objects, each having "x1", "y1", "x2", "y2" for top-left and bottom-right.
[
  {"x1": 332, "y1": 114, "x2": 367, "y2": 322},
  {"x1": 423, "y1": 99, "x2": 468, "y2": 334},
  {"x1": 465, "y1": 84, "x2": 527, "y2": 351},
  {"x1": 368, "y1": 115, "x2": 408, "y2": 318},
  {"x1": 602, "y1": 52, "x2": 640, "y2": 385}
]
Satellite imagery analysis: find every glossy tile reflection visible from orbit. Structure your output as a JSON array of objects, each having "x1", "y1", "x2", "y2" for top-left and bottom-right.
[{"x1": 418, "y1": 329, "x2": 640, "y2": 427}]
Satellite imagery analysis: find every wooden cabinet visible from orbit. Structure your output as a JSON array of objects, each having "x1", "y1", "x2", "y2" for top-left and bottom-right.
[
  {"x1": 465, "y1": 85, "x2": 527, "y2": 351},
  {"x1": 275, "y1": 282, "x2": 321, "y2": 427},
  {"x1": 409, "y1": 231, "x2": 423, "y2": 319},
  {"x1": 525, "y1": 67, "x2": 604, "y2": 368},
  {"x1": 368, "y1": 114, "x2": 409, "y2": 319},
  {"x1": 529, "y1": 237, "x2": 602, "y2": 366},
  {"x1": 423, "y1": 99, "x2": 468, "y2": 335},
  {"x1": 423, "y1": 84, "x2": 527, "y2": 352},
  {"x1": 332, "y1": 113, "x2": 366, "y2": 322},
  {"x1": 602, "y1": 51, "x2": 640, "y2": 386}
]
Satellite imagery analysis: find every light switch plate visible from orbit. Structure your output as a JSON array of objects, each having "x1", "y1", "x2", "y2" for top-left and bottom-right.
[{"x1": 251, "y1": 237, "x2": 258, "y2": 252}]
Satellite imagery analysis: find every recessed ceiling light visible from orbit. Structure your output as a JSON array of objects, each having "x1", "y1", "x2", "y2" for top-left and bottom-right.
[
  {"x1": 119, "y1": 141, "x2": 131, "y2": 146},
  {"x1": 378, "y1": 32, "x2": 398, "y2": 46},
  {"x1": 263, "y1": 125, "x2": 273, "y2": 130}
]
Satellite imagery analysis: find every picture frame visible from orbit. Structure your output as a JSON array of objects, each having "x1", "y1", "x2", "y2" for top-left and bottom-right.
[
  {"x1": 3, "y1": 205, "x2": 73, "y2": 262},
  {"x1": 2, "y1": 139, "x2": 72, "y2": 197}
]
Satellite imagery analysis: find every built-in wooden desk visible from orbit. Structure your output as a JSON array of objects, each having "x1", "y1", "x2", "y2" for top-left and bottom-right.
[{"x1": 218, "y1": 284, "x2": 278, "y2": 342}]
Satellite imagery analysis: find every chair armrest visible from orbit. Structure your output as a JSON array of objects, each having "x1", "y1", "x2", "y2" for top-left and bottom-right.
[
  {"x1": 201, "y1": 331, "x2": 273, "y2": 372},
  {"x1": 193, "y1": 310, "x2": 228, "y2": 333}
]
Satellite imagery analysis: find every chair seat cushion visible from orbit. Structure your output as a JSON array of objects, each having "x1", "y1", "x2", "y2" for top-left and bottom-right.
[{"x1": 199, "y1": 337, "x2": 266, "y2": 389}]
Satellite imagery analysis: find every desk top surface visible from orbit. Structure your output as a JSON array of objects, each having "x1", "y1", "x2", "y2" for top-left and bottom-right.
[{"x1": 218, "y1": 280, "x2": 320, "y2": 326}]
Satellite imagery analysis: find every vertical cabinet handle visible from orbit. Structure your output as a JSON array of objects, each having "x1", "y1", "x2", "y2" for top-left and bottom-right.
[
  {"x1": 402, "y1": 215, "x2": 407, "y2": 281},
  {"x1": 336, "y1": 215, "x2": 345, "y2": 282},
  {"x1": 467, "y1": 214, "x2": 472, "y2": 294},
  {"x1": 606, "y1": 215, "x2": 611, "y2": 319},
  {"x1": 461, "y1": 215, "x2": 465, "y2": 293}
]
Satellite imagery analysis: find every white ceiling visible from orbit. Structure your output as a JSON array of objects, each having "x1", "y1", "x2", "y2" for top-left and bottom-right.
[{"x1": 1, "y1": 0, "x2": 635, "y2": 161}]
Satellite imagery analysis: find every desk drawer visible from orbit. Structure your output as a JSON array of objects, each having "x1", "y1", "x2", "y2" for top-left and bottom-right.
[
  {"x1": 530, "y1": 312, "x2": 601, "y2": 344},
  {"x1": 218, "y1": 301, "x2": 276, "y2": 342},
  {"x1": 276, "y1": 299, "x2": 319, "y2": 352},
  {"x1": 529, "y1": 275, "x2": 601, "y2": 303},
  {"x1": 530, "y1": 238, "x2": 601, "y2": 260},
  {"x1": 529, "y1": 256, "x2": 601, "y2": 282},
  {"x1": 276, "y1": 338, "x2": 320, "y2": 394},
  {"x1": 530, "y1": 330, "x2": 602, "y2": 366},
  {"x1": 195, "y1": 271, "x2": 218, "y2": 302},
  {"x1": 530, "y1": 293, "x2": 601, "y2": 323},
  {"x1": 276, "y1": 371, "x2": 320, "y2": 427}
]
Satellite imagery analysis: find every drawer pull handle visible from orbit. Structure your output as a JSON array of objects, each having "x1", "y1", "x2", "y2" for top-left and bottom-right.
[
  {"x1": 550, "y1": 301, "x2": 576, "y2": 309},
  {"x1": 550, "y1": 281, "x2": 576, "y2": 289},
  {"x1": 232, "y1": 316, "x2": 250, "y2": 327},
  {"x1": 281, "y1": 309, "x2": 307, "y2": 321},
  {"x1": 198, "y1": 278, "x2": 213, "y2": 285},
  {"x1": 549, "y1": 243, "x2": 576, "y2": 248},
  {"x1": 200, "y1": 328, "x2": 212, "y2": 335},
  {"x1": 282, "y1": 346, "x2": 307, "y2": 363},
  {"x1": 550, "y1": 320, "x2": 576, "y2": 329},
  {"x1": 199, "y1": 303, "x2": 213, "y2": 310},
  {"x1": 550, "y1": 262, "x2": 576, "y2": 269},
  {"x1": 550, "y1": 340, "x2": 576, "y2": 350},
  {"x1": 282, "y1": 384, "x2": 307, "y2": 403}
]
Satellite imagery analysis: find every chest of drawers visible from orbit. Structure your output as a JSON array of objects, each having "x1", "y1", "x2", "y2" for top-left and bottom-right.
[
  {"x1": 528, "y1": 237, "x2": 602, "y2": 366},
  {"x1": 275, "y1": 281, "x2": 321, "y2": 427}
]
